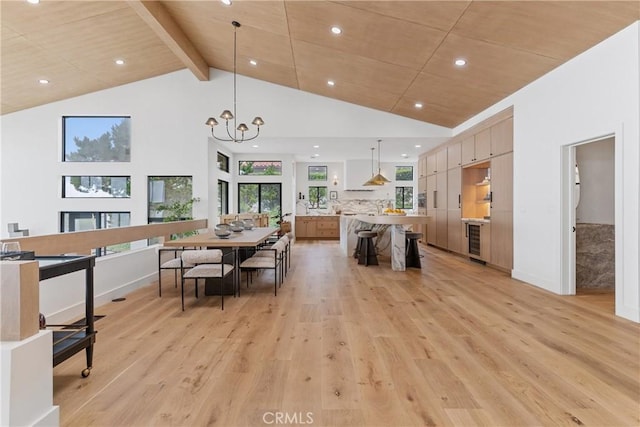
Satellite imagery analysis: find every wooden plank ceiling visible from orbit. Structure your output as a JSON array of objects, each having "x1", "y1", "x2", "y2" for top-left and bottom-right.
[{"x1": 1, "y1": 1, "x2": 638, "y2": 127}]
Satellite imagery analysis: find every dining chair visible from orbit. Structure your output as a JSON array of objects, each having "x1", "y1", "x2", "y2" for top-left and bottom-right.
[
  {"x1": 239, "y1": 240, "x2": 285, "y2": 295},
  {"x1": 157, "y1": 246, "x2": 194, "y2": 297},
  {"x1": 181, "y1": 249, "x2": 235, "y2": 310}
]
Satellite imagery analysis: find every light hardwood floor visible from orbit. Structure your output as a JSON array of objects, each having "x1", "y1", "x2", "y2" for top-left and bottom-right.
[{"x1": 53, "y1": 241, "x2": 639, "y2": 426}]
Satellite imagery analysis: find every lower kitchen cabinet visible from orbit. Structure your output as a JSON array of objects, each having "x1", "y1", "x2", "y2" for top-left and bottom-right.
[{"x1": 295, "y1": 216, "x2": 339, "y2": 239}]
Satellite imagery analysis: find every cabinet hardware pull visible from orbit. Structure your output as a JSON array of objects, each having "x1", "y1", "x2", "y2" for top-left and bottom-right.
[
  {"x1": 458, "y1": 194, "x2": 461, "y2": 208},
  {"x1": 433, "y1": 190, "x2": 437, "y2": 209}
]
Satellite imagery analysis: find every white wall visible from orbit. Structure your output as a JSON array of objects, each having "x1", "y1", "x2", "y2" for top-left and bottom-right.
[
  {"x1": 0, "y1": 69, "x2": 443, "y2": 237},
  {"x1": 576, "y1": 137, "x2": 615, "y2": 224},
  {"x1": 454, "y1": 22, "x2": 640, "y2": 322}
]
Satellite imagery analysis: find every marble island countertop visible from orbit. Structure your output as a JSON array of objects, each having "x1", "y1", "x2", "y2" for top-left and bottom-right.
[
  {"x1": 355, "y1": 214, "x2": 430, "y2": 225},
  {"x1": 295, "y1": 214, "x2": 341, "y2": 217}
]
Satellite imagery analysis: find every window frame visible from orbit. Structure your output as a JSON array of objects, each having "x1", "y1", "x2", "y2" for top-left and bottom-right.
[
  {"x1": 60, "y1": 211, "x2": 131, "y2": 256},
  {"x1": 238, "y1": 183, "x2": 282, "y2": 226},
  {"x1": 308, "y1": 186, "x2": 328, "y2": 209},
  {"x1": 62, "y1": 115, "x2": 131, "y2": 162},
  {"x1": 147, "y1": 176, "x2": 194, "y2": 224},
  {"x1": 218, "y1": 179, "x2": 229, "y2": 215},
  {"x1": 62, "y1": 175, "x2": 131, "y2": 198},
  {"x1": 395, "y1": 166, "x2": 414, "y2": 181},
  {"x1": 308, "y1": 165, "x2": 328, "y2": 181},
  {"x1": 217, "y1": 152, "x2": 230, "y2": 173},
  {"x1": 395, "y1": 186, "x2": 414, "y2": 209},
  {"x1": 238, "y1": 160, "x2": 283, "y2": 176}
]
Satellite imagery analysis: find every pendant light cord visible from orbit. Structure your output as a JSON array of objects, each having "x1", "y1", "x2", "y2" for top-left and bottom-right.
[{"x1": 233, "y1": 23, "x2": 237, "y2": 141}]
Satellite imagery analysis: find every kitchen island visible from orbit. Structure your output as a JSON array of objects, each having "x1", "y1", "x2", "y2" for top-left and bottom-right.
[{"x1": 340, "y1": 214, "x2": 430, "y2": 271}]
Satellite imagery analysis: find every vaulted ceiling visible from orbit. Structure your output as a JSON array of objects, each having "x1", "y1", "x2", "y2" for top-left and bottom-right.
[{"x1": 2, "y1": 1, "x2": 638, "y2": 128}]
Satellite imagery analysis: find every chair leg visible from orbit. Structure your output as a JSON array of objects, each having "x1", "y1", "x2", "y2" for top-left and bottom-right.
[{"x1": 181, "y1": 277, "x2": 185, "y2": 311}]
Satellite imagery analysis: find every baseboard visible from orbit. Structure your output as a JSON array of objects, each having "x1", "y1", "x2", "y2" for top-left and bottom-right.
[
  {"x1": 45, "y1": 273, "x2": 156, "y2": 325},
  {"x1": 511, "y1": 269, "x2": 561, "y2": 294}
]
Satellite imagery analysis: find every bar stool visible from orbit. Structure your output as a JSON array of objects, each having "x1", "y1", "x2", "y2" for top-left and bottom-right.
[
  {"x1": 357, "y1": 231, "x2": 378, "y2": 266},
  {"x1": 353, "y1": 227, "x2": 373, "y2": 258},
  {"x1": 405, "y1": 232, "x2": 423, "y2": 268}
]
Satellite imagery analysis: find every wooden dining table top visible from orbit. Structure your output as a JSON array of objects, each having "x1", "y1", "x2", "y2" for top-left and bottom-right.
[{"x1": 163, "y1": 227, "x2": 280, "y2": 248}]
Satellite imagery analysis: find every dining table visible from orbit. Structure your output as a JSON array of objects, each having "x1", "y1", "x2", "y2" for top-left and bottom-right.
[{"x1": 163, "y1": 226, "x2": 280, "y2": 295}]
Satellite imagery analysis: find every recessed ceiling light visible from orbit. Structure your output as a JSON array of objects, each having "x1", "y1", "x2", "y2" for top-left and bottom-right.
[
  {"x1": 313, "y1": 145, "x2": 320, "y2": 148},
  {"x1": 38, "y1": 79, "x2": 49, "y2": 84},
  {"x1": 249, "y1": 59, "x2": 257, "y2": 66},
  {"x1": 115, "y1": 59, "x2": 125, "y2": 65},
  {"x1": 220, "y1": 0, "x2": 232, "y2": 5},
  {"x1": 252, "y1": 145, "x2": 259, "y2": 148},
  {"x1": 415, "y1": 144, "x2": 421, "y2": 148},
  {"x1": 414, "y1": 102, "x2": 423, "y2": 109},
  {"x1": 401, "y1": 153, "x2": 408, "y2": 157},
  {"x1": 27, "y1": 0, "x2": 40, "y2": 4},
  {"x1": 313, "y1": 154, "x2": 320, "y2": 157},
  {"x1": 327, "y1": 80, "x2": 335, "y2": 86},
  {"x1": 331, "y1": 26, "x2": 342, "y2": 35},
  {"x1": 455, "y1": 58, "x2": 467, "y2": 67}
]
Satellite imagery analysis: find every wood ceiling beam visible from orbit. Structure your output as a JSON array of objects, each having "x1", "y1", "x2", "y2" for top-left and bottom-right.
[{"x1": 127, "y1": 0, "x2": 209, "y2": 81}]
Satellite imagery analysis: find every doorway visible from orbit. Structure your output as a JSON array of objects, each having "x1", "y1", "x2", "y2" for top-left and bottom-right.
[{"x1": 562, "y1": 135, "x2": 616, "y2": 311}]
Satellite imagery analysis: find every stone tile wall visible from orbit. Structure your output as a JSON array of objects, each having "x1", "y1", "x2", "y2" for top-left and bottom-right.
[{"x1": 576, "y1": 223, "x2": 614, "y2": 289}]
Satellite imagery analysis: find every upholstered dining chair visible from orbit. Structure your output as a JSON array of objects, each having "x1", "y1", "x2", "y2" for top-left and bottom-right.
[
  {"x1": 181, "y1": 249, "x2": 235, "y2": 310},
  {"x1": 157, "y1": 247, "x2": 194, "y2": 297},
  {"x1": 239, "y1": 240, "x2": 285, "y2": 296}
]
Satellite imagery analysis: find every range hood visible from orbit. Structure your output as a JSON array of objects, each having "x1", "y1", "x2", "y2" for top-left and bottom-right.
[{"x1": 343, "y1": 159, "x2": 376, "y2": 191}]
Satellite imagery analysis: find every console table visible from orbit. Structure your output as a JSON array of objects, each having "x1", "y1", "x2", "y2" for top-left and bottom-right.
[{"x1": 38, "y1": 255, "x2": 96, "y2": 377}]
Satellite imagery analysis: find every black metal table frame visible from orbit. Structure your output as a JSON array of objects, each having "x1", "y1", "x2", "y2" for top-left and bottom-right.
[{"x1": 37, "y1": 255, "x2": 96, "y2": 378}]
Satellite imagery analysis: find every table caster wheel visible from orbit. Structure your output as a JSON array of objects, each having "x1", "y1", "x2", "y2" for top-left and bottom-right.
[{"x1": 81, "y1": 368, "x2": 91, "y2": 378}]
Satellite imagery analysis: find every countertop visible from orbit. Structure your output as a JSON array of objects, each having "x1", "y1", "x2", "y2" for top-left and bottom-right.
[
  {"x1": 295, "y1": 214, "x2": 341, "y2": 218},
  {"x1": 461, "y1": 217, "x2": 491, "y2": 223},
  {"x1": 354, "y1": 214, "x2": 430, "y2": 225}
]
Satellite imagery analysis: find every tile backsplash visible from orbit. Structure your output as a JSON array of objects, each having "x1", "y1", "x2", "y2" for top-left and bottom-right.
[{"x1": 297, "y1": 199, "x2": 402, "y2": 215}]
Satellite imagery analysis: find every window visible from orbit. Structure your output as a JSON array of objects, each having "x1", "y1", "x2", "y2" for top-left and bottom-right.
[
  {"x1": 148, "y1": 176, "x2": 194, "y2": 223},
  {"x1": 309, "y1": 186, "x2": 328, "y2": 209},
  {"x1": 396, "y1": 186, "x2": 413, "y2": 209},
  {"x1": 63, "y1": 116, "x2": 131, "y2": 162},
  {"x1": 308, "y1": 166, "x2": 327, "y2": 181},
  {"x1": 238, "y1": 161, "x2": 282, "y2": 176},
  {"x1": 60, "y1": 211, "x2": 130, "y2": 256},
  {"x1": 217, "y1": 152, "x2": 229, "y2": 172},
  {"x1": 218, "y1": 180, "x2": 229, "y2": 215},
  {"x1": 238, "y1": 183, "x2": 281, "y2": 226},
  {"x1": 62, "y1": 176, "x2": 130, "y2": 198},
  {"x1": 395, "y1": 166, "x2": 413, "y2": 181}
]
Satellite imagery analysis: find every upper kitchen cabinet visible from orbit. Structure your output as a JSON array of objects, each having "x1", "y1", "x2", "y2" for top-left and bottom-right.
[
  {"x1": 427, "y1": 148, "x2": 447, "y2": 175},
  {"x1": 490, "y1": 117, "x2": 514, "y2": 158},
  {"x1": 462, "y1": 129, "x2": 491, "y2": 165},
  {"x1": 418, "y1": 155, "x2": 427, "y2": 178},
  {"x1": 447, "y1": 142, "x2": 461, "y2": 169}
]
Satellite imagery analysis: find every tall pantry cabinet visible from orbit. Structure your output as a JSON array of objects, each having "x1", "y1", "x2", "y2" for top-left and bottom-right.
[
  {"x1": 417, "y1": 108, "x2": 513, "y2": 272},
  {"x1": 426, "y1": 149, "x2": 448, "y2": 248}
]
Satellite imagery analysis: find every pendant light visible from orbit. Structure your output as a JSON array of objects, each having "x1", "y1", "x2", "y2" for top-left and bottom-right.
[
  {"x1": 363, "y1": 139, "x2": 391, "y2": 186},
  {"x1": 205, "y1": 21, "x2": 264, "y2": 143}
]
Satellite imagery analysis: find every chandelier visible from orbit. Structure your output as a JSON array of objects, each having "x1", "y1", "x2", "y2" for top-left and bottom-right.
[
  {"x1": 363, "y1": 139, "x2": 391, "y2": 186},
  {"x1": 205, "y1": 21, "x2": 264, "y2": 143}
]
